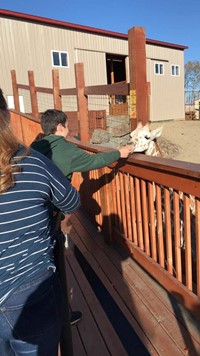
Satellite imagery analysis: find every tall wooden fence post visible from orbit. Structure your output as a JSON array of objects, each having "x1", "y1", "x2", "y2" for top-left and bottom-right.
[
  {"x1": 128, "y1": 27, "x2": 149, "y2": 130},
  {"x1": 52, "y1": 69, "x2": 62, "y2": 110},
  {"x1": 28, "y1": 71, "x2": 39, "y2": 118},
  {"x1": 147, "y1": 81, "x2": 151, "y2": 123},
  {"x1": 11, "y1": 70, "x2": 20, "y2": 112},
  {"x1": 74, "y1": 63, "x2": 89, "y2": 142}
]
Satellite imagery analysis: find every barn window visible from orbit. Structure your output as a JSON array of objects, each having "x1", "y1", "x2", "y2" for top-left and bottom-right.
[
  {"x1": 51, "y1": 51, "x2": 69, "y2": 67},
  {"x1": 171, "y1": 65, "x2": 180, "y2": 76},
  {"x1": 154, "y1": 63, "x2": 164, "y2": 75}
]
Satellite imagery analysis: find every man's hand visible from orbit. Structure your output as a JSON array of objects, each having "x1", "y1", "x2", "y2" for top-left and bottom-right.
[{"x1": 119, "y1": 145, "x2": 132, "y2": 158}]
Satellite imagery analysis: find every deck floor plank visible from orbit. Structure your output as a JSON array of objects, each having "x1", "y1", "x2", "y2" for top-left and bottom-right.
[
  {"x1": 61, "y1": 210, "x2": 200, "y2": 355},
  {"x1": 65, "y1": 247, "x2": 128, "y2": 356},
  {"x1": 64, "y1": 219, "x2": 158, "y2": 354},
  {"x1": 72, "y1": 208, "x2": 200, "y2": 341},
  {"x1": 67, "y1": 214, "x2": 186, "y2": 355},
  {"x1": 65, "y1": 251, "x2": 110, "y2": 356}
]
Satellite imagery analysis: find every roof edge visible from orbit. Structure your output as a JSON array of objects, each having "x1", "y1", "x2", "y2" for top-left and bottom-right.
[{"x1": 0, "y1": 9, "x2": 188, "y2": 50}]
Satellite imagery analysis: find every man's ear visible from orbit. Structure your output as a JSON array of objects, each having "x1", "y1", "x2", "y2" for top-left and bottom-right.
[{"x1": 56, "y1": 123, "x2": 63, "y2": 133}]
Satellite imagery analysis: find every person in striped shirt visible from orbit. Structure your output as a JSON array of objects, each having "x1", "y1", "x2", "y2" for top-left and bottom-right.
[{"x1": 0, "y1": 92, "x2": 80, "y2": 355}]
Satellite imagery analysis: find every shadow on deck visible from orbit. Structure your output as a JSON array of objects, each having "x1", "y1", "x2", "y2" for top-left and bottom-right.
[{"x1": 62, "y1": 209, "x2": 200, "y2": 356}]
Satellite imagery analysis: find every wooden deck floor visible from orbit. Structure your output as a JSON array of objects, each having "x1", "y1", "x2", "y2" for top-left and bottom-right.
[{"x1": 62, "y1": 209, "x2": 200, "y2": 356}]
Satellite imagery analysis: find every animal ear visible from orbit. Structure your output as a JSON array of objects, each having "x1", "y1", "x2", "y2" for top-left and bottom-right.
[{"x1": 150, "y1": 126, "x2": 163, "y2": 140}]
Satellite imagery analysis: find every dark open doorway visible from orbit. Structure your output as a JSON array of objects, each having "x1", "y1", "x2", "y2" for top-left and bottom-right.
[
  {"x1": 106, "y1": 54, "x2": 128, "y2": 114},
  {"x1": 106, "y1": 54, "x2": 126, "y2": 85}
]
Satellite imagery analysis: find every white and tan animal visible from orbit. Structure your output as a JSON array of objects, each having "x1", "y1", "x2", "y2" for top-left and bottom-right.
[{"x1": 129, "y1": 121, "x2": 163, "y2": 156}]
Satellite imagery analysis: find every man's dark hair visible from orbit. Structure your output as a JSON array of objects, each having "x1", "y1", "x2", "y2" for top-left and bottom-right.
[{"x1": 40, "y1": 109, "x2": 68, "y2": 135}]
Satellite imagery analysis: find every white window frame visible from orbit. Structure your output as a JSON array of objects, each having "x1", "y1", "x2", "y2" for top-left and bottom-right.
[
  {"x1": 171, "y1": 64, "x2": 180, "y2": 76},
  {"x1": 7, "y1": 95, "x2": 25, "y2": 112},
  {"x1": 154, "y1": 63, "x2": 164, "y2": 75},
  {"x1": 51, "y1": 50, "x2": 69, "y2": 68}
]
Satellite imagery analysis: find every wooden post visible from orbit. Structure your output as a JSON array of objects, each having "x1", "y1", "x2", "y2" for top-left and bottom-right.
[
  {"x1": 128, "y1": 27, "x2": 149, "y2": 130},
  {"x1": 52, "y1": 69, "x2": 62, "y2": 110},
  {"x1": 11, "y1": 70, "x2": 20, "y2": 112},
  {"x1": 111, "y1": 60, "x2": 115, "y2": 105},
  {"x1": 28, "y1": 71, "x2": 39, "y2": 118},
  {"x1": 147, "y1": 81, "x2": 151, "y2": 122},
  {"x1": 74, "y1": 63, "x2": 89, "y2": 142}
]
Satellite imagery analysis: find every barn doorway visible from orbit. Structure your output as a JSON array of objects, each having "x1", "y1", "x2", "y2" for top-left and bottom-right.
[{"x1": 106, "y1": 54, "x2": 128, "y2": 115}]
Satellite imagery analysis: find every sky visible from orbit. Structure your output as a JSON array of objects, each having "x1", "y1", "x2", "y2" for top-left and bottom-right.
[{"x1": 0, "y1": 0, "x2": 199, "y2": 63}]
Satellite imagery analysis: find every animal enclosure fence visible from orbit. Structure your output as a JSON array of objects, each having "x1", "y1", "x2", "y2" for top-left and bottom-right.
[
  {"x1": 185, "y1": 90, "x2": 200, "y2": 120},
  {"x1": 11, "y1": 66, "x2": 132, "y2": 142}
]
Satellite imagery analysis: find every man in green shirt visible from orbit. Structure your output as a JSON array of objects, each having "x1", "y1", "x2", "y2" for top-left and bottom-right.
[
  {"x1": 31, "y1": 109, "x2": 132, "y2": 325},
  {"x1": 31, "y1": 109, "x2": 132, "y2": 181}
]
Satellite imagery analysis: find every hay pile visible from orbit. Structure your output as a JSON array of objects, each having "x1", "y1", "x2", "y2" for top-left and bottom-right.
[{"x1": 157, "y1": 137, "x2": 180, "y2": 159}]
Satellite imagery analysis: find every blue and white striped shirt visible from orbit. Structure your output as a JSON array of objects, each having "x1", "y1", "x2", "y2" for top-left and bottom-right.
[{"x1": 0, "y1": 147, "x2": 80, "y2": 305}]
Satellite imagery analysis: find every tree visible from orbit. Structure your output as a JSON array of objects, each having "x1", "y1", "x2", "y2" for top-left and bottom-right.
[{"x1": 184, "y1": 61, "x2": 200, "y2": 90}]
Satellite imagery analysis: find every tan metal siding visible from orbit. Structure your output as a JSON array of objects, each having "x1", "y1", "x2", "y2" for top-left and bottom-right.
[
  {"x1": 76, "y1": 49, "x2": 107, "y2": 85},
  {"x1": 0, "y1": 17, "x2": 128, "y2": 87},
  {"x1": 0, "y1": 16, "x2": 185, "y2": 121},
  {"x1": 0, "y1": 17, "x2": 128, "y2": 113},
  {"x1": 76, "y1": 49, "x2": 108, "y2": 111},
  {"x1": 146, "y1": 45, "x2": 185, "y2": 121}
]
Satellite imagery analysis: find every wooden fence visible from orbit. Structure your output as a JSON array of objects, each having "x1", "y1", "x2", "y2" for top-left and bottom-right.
[
  {"x1": 11, "y1": 67, "x2": 108, "y2": 141},
  {"x1": 9, "y1": 110, "x2": 200, "y2": 320}
]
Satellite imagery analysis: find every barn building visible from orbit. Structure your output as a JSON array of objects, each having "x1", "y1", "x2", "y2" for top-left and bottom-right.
[{"x1": 0, "y1": 9, "x2": 188, "y2": 122}]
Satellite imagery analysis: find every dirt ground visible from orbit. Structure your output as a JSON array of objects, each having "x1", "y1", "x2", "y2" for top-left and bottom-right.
[{"x1": 150, "y1": 120, "x2": 200, "y2": 164}]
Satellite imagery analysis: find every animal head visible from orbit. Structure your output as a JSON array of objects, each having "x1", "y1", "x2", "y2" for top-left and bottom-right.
[{"x1": 129, "y1": 121, "x2": 163, "y2": 156}]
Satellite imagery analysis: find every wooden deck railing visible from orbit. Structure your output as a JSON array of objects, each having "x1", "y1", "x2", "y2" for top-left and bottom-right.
[
  {"x1": 10, "y1": 110, "x2": 200, "y2": 318},
  {"x1": 71, "y1": 149, "x2": 200, "y2": 313}
]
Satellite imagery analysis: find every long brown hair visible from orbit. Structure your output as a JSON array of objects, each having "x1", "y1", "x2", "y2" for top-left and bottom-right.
[{"x1": 0, "y1": 109, "x2": 22, "y2": 193}]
